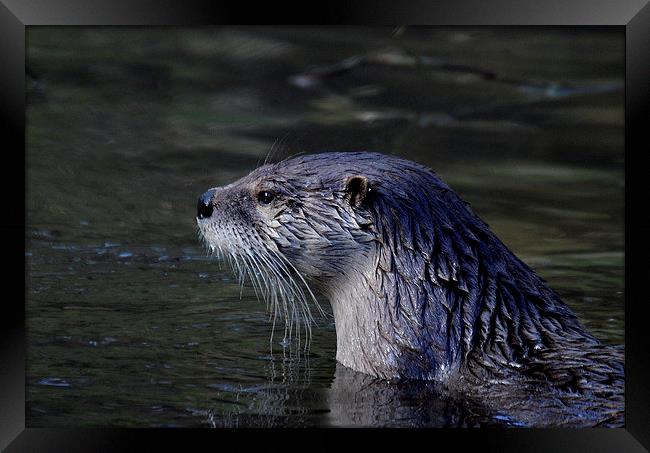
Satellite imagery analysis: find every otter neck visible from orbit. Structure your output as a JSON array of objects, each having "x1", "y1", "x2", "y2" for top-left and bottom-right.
[
  {"x1": 324, "y1": 243, "x2": 594, "y2": 382},
  {"x1": 325, "y1": 256, "x2": 456, "y2": 381}
]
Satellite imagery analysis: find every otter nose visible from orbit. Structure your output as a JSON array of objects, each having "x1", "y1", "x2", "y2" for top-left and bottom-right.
[{"x1": 197, "y1": 189, "x2": 217, "y2": 219}]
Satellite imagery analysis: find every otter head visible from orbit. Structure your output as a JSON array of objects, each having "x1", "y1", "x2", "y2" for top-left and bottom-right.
[{"x1": 196, "y1": 154, "x2": 383, "y2": 332}]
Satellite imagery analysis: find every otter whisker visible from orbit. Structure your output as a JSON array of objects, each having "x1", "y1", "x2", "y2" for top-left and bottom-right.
[
  {"x1": 271, "y1": 261, "x2": 312, "y2": 332},
  {"x1": 254, "y1": 247, "x2": 313, "y2": 347},
  {"x1": 247, "y1": 252, "x2": 271, "y2": 308},
  {"x1": 264, "y1": 131, "x2": 291, "y2": 166},
  {"x1": 254, "y1": 250, "x2": 299, "y2": 338},
  {"x1": 245, "y1": 253, "x2": 291, "y2": 351},
  {"x1": 266, "y1": 251, "x2": 315, "y2": 351},
  {"x1": 198, "y1": 221, "x2": 314, "y2": 349},
  {"x1": 264, "y1": 250, "x2": 311, "y2": 315},
  {"x1": 264, "y1": 137, "x2": 279, "y2": 167},
  {"x1": 240, "y1": 253, "x2": 265, "y2": 304},
  {"x1": 246, "y1": 248, "x2": 283, "y2": 331},
  {"x1": 230, "y1": 251, "x2": 249, "y2": 296},
  {"x1": 243, "y1": 250, "x2": 282, "y2": 350},
  {"x1": 269, "y1": 247, "x2": 326, "y2": 319},
  {"x1": 248, "y1": 250, "x2": 288, "y2": 318}
]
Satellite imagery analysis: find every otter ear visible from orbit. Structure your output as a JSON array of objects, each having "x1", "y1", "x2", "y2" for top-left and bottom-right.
[{"x1": 345, "y1": 175, "x2": 372, "y2": 208}]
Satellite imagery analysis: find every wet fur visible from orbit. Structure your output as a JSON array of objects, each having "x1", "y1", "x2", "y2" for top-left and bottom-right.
[{"x1": 197, "y1": 151, "x2": 624, "y2": 426}]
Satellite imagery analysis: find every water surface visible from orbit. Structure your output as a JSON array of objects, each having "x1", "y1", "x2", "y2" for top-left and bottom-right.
[{"x1": 26, "y1": 27, "x2": 624, "y2": 427}]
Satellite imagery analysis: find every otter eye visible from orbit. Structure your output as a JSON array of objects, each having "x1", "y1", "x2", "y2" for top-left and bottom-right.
[{"x1": 257, "y1": 190, "x2": 275, "y2": 204}]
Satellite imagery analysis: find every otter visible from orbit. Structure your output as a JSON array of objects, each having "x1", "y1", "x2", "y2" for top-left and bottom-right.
[{"x1": 196, "y1": 151, "x2": 624, "y2": 426}]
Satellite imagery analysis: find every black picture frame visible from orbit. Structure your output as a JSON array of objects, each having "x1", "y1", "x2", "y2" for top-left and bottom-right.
[{"x1": 2, "y1": 0, "x2": 649, "y2": 451}]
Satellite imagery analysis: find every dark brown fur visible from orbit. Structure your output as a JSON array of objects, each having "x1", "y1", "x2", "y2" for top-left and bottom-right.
[{"x1": 197, "y1": 151, "x2": 624, "y2": 426}]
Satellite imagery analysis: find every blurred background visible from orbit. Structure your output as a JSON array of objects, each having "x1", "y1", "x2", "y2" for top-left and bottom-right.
[{"x1": 26, "y1": 27, "x2": 624, "y2": 427}]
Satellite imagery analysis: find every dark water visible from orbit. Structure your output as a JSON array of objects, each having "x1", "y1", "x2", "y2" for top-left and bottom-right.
[{"x1": 26, "y1": 27, "x2": 624, "y2": 427}]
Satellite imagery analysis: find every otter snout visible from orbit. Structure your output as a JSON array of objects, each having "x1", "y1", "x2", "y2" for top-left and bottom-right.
[{"x1": 197, "y1": 188, "x2": 217, "y2": 219}]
